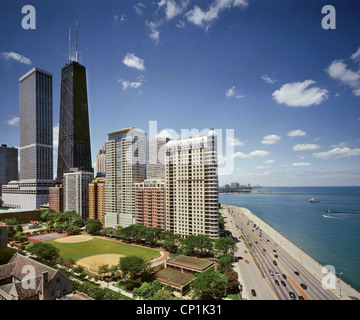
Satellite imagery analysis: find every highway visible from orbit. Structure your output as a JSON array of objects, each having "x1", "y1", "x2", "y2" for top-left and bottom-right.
[{"x1": 222, "y1": 206, "x2": 338, "y2": 300}]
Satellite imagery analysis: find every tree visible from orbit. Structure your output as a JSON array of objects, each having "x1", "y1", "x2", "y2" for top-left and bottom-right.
[
  {"x1": 181, "y1": 235, "x2": 214, "y2": 257},
  {"x1": 29, "y1": 242, "x2": 60, "y2": 265},
  {"x1": 223, "y1": 265, "x2": 240, "y2": 294},
  {"x1": 217, "y1": 255, "x2": 234, "y2": 272},
  {"x1": 85, "y1": 219, "x2": 102, "y2": 235},
  {"x1": 119, "y1": 255, "x2": 152, "y2": 291},
  {"x1": 132, "y1": 280, "x2": 163, "y2": 300},
  {"x1": 214, "y1": 237, "x2": 237, "y2": 257},
  {"x1": 191, "y1": 269, "x2": 228, "y2": 300}
]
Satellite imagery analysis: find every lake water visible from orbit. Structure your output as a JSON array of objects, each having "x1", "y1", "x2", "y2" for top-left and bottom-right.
[{"x1": 219, "y1": 186, "x2": 360, "y2": 292}]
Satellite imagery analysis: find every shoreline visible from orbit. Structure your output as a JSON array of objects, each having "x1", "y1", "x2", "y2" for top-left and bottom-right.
[{"x1": 223, "y1": 204, "x2": 360, "y2": 300}]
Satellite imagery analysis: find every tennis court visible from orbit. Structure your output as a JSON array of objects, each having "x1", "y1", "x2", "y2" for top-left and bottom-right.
[{"x1": 28, "y1": 232, "x2": 68, "y2": 243}]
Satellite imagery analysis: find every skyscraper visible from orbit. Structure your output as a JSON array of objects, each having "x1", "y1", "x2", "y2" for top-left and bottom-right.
[
  {"x1": 2, "y1": 68, "x2": 53, "y2": 209},
  {"x1": 165, "y1": 129, "x2": 219, "y2": 239},
  {"x1": 0, "y1": 144, "x2": 18, "y2": 196},
  {"x1": 104, "y1": 127, "x2": 147, "y2": 228},
  {"x1": 57, "y1": 22, "x2": 92, "y2": 181}
]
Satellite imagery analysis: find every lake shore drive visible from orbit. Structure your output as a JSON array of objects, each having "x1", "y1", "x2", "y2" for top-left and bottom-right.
[{"x1": 223, "y1": 204, "x2": 360, "y2": 300}]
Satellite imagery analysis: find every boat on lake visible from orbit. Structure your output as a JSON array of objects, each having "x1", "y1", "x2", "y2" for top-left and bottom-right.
[{"x1": 309, "y1": 197, "x2": 320, "y2": 203}]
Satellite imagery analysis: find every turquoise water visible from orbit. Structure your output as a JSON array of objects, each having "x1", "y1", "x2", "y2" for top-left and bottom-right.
[{"x1": 219, "y1": 186, "x2": 360, "y2": 292}]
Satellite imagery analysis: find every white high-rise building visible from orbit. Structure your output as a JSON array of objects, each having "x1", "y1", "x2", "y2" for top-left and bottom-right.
[
  {"x1": 2, "y1": 68, "x2": 53, "y2": 209},
  {"x1": 165, "y1": 128, "x2": 219, "y2": 239},
  {"x1": 63, "y1": 170, "x2": 93, "y2": 220},
  {"x1": 104, "y1": 127, "x2": 146, "y2": 228}
]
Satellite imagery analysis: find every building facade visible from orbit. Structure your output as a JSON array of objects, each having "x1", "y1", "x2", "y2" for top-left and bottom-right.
[
  {"x1": 49, "y1": 184, "x2": 63, "y2": 212},
  {"x1": 147, "y1": 137, "x2": 169, "y2": 180},
  {"x1": 0, "y1": 253, "x2": 72, "y2": 300},
  {"x1": 63, "y1": 170, "x2": 93, "y2": 220},
  {"x1": 89, "y1": 177, "x2": 106, "y2": 225},
  {"x1": 0, "y1": 145, "x2": 18, "y2": 196},
  {"x1": 104, "y1": 127, "x2": 146, "y2": 228},
  {"x1": 135, "y1": 179, "x2": 166, "y2": 230},
  {"x1": 165, "y1": 129, "x2": 219, "y2": 239},
  {"x1": 57, "y1": 61, "x2": 92, "y2": 182},
  {"x1": 96, "y1": 142, "x2": 106, "y2": 177},
  {"x1": 2, "y1": 68, "x2": 53, "y2": 209}
]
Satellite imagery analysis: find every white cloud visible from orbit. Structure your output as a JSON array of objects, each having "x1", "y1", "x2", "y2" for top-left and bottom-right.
[
  {"x1": 312, "y1": 147, "x2": 360, "y2": 160},
  {"x1": 7, "y1": 116, "x2": 20, "y2": 126},
  {"x1": 292, "y1": 162, "x2": 311, "y2": 167},
  {"x1": 261, "y1": 134, "x2": 281, "y2": 145},
  {"x1": 118, "y1": 79, "x2": 143, "y2": 90},
  {"x1": 293, "y1": 144, "x2": 320, "y2": 151},
  {"x1": 158, "y1": 0, "x2": 189, "y2": 20},
  {"x1": 157, "y1": 128, "x2": 179, "y2": 140},
  {"x1": 327, "y1": 59, "x2": 360, "y2": 88},
  {"x1": 226, "y1": 86, "x2": 245, "y2": 99},
  {"x1": 264, "y1": 159, "x2": 275, "y2": 164},
  {"x1": 233, "y1": 150, "x2": 270, "y2": 159},
  {"x1": 272, "y1": 80, "x2": 328, "y2": 107},
  {"x1": 122, "y1": 53, "x2": 145, "y2": 71},
  {"x1": 2, "y1": 52, "x2": 32, "y2": 65},
  {"x1": 226, "y1": 136, "x2": 245, "y2": 147},
  {"x1": 146, "y1": 21, "x2": 160, "y2": 44},
  {"x1": 186, "y1": 0, "x2": 248, "y2": 30},
  {"x1": 261, "y1": 75, "x2": 276, "y2": 84},
  {"x1": 350, "y1": 47, "x2": 360, "y2": 62},
  {"x1": 134, "y1": 2, "x2": 146, "y2": 15},
  {"x1": 287, "y1": 129, "x2": 306, "y2": 137}
]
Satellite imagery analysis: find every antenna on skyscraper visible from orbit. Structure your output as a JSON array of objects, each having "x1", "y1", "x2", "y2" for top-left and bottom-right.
[
  {"x1": 68, "y1": 26, "x2": 72, "y2": 63},
  {"x1": 75, "y1": 18, "x2": 79, "y2": 62}
]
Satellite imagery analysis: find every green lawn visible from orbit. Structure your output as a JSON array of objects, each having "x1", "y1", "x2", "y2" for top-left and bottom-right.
[{"x1": 47, "y1": 237, "x2": 160, "y2": 262}]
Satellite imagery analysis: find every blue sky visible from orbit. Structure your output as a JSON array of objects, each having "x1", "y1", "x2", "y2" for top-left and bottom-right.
[{"x1": 1, "y1": 0, "x2": 360, "y2": 186}]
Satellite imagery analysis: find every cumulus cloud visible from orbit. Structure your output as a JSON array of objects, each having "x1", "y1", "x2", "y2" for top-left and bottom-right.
[
  {"x1": 7, "y1": 116, "x2": 20, "y2": 126},
  {"x1": 272, "y1": 80, "x2": 328, "y2": 107},
  {"x1": 118, "y1": 79, "x2": 143, "y2": 90},
  {"x1": 146, "y1": 21, "x2": 160, "y2": 44},
  {"x1": 312, "y1": 147, "x2": 360, "y2": 160},
  {"x1": 186, "y1": 0, "x2": 248, "y2": 30},
  {"x1": 326, "y1": 59, "x2": 360, "y2": 96},
  {"x1": 287, "y1": 129, "x2": 306, "y2": 137},
  {"x1": 226, "y1": 136, "x2": 245, "y2": 147},
  {"x1": 122, "y1": 53, "x2": 145, "y2": 71},
  {"x1": 2, "y1": 52, "x2": 32, "y2": 65},
  {"x1": 261, "y1": 134, "x2": 281, "y2": 145},
  {"x1": 233, "y1": 150, "x2": 270, "y2": 159},
  {"x1": 293, "y1": 144, "x2": 320, "y2": 151}
]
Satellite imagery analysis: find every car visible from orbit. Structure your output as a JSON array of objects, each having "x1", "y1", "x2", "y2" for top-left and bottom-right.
[
  {"x1": 273, "y1": 260, "x2": 277, "y2": 266},
  {"x1": 281, "y1": 280, "x2": 286, "y2": 287},
  {"x1": 289, "y1": 292, "x2": 296, "y2": 300},
  {"x1": 262, "y1": 248, "x2": 266, "y2": 252},
  {"x1": 300, "y1": 283, "x2": 307, "y2": 290},
  {"x1": 275, "y1": 280, "x2": 279, "y2": 286},
  {"x1": 294, "y1": 271, "x2": 300, "y2": 276},
  {"x1": 274, "y1": 254, "x2": 278, "y2": 258},
  {"x1": 273, "y1": 249, "x2": 277, "y2": 253},
  {"x1": 262, "y1": 251, "x2": 266, "y2": 255},
  {"x1": 275, "y1": 272, "x2": 280, "y2": 276},
  {"x1": 298, "y1": 296, "x2": 304, "y2": 300},
  {"x1": 269, "y1": 270, "x2": 274, "y2": 276},
  {"x1": 244, "y1": 259, "x2": 249, "y2": 264},
  {"x1": 251, "y1": 289, "x2": 257, "y2": 297},
  {"x1": 282, "y1": 274, "x2": 287, "y2": 280}
]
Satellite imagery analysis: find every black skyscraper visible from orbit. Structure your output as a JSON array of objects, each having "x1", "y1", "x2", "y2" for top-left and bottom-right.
[{"x1": 57, "y1": 59, "x2": 92, "y2": 181}]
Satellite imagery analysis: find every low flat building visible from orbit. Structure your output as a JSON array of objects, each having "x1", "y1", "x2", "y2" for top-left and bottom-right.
[{"x1": 0, "y1": 253, "x2": 72, "y2": 300}]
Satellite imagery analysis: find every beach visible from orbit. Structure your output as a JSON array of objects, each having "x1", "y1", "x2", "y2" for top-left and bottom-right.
[{"x1": 224, "y1": 204, "x2": 360, "y2": 300}]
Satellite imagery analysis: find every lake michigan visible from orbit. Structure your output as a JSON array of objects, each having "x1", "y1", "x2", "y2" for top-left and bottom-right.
[{"x1": 219, "y1": 186, "x2": 360, "y2": 292}]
